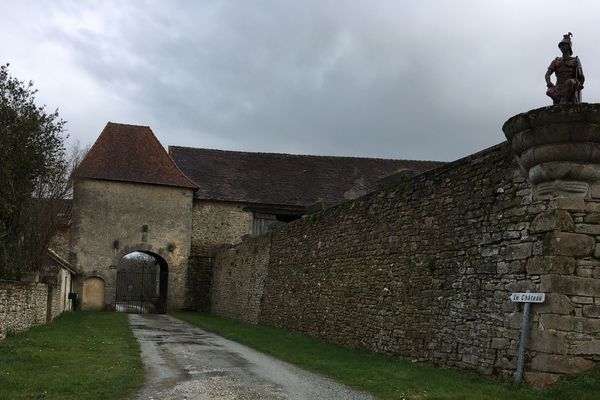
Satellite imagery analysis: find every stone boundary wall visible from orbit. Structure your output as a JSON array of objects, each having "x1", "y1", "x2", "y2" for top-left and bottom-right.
[
  {"x1": 211, "y1": 234, "x2": 272, "y2": 324},
  {"x1": 210, "y1": 141, "x2": 600, "y2": 384},
  {"x1": 0, "y1": 281, "x2": 49, "y2": 340}
]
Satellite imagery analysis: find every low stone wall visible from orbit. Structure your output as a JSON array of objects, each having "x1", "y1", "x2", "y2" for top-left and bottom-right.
[
  {"x1": 0, "y1": 281, "x2": 49, "y2": 340},
  {"x1": 209, "y1": 141, "x2": 600, "y2": 384}
]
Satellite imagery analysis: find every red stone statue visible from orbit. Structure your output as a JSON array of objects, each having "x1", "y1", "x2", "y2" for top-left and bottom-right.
[{"x1": 545, "y1": 33, "x2": 585, "y2": 104}]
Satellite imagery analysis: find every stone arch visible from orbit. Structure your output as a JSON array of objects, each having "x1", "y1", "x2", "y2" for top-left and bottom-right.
[
  {"x1": 113, "y1": 243, "x2": 171, "y2": 265},
  {"x1": 114, "y1": 249, "x2": 169, "y2": 313},
  {"x1": 82, "y1": 276, "x2": 106, "y2": 311}
]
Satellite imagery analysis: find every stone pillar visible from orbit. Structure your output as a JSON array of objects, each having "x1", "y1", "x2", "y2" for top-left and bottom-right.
[
  {"x1": 503, "y1": 104, "x2": 600, "y2": 200},
  {"x1": 503, "y1": 104, "x2": 600, "y2": 386}
]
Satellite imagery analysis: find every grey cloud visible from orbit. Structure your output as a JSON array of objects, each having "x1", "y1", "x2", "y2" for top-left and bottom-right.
[{"x1": 3, "y1": 1, "x2": 600, "y2": 161}]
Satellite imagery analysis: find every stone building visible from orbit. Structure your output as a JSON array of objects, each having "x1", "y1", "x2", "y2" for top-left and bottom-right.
[
  {"x1": 69, "y1": 122, "x2": 440, "y2": 311},
  {"x1": 70, "y1": 123, "x2": 197, "y2": 311}
]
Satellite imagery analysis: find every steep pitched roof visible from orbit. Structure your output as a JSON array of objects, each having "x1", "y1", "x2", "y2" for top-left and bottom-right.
[
  {"x1": 169, "y1": 146, "x2": 444, "y2": 206},
  {"x1": 74, "y1": 123, "x2": 198, "y2": 189}
]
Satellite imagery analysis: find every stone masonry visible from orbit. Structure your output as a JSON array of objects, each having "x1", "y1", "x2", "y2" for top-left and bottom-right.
[
  {"x1": 211, "y1": 234, "x2": 272, "y2": 323},
  {"x1": 0, "y1": 281, "x2": 48, "y2": 340},
  {"x1": 209, "y1": 135, "x2": 600, "y2": 383},
  {"x1": 191, "y1": 201, "x2": 253, "y2": 255},
  {"x1": 70, "y1": 179, "x2": 193, "y2": 311}
]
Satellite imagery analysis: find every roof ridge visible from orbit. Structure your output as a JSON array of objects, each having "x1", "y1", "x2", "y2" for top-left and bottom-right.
[
  {"x1": 106, "y1": 121, "x2": 151, "y2": 128},
  {"x1": 169, "y1": 145, "x2": 444, "y2": 164}
]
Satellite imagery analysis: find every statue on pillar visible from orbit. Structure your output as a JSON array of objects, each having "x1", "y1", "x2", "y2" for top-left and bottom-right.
[{"x1": 545, "y1": 32, "x2": 585, "y2": 104}]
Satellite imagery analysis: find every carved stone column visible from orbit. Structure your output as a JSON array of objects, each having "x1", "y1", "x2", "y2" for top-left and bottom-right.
[{"x1": 503, "y1": 104, "x2": 600, "y2": 200}]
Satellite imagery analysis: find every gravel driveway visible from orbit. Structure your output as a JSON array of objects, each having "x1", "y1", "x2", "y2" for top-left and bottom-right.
[{"x1": 129, "y1": 314, "x2": 375, "y2": 400}]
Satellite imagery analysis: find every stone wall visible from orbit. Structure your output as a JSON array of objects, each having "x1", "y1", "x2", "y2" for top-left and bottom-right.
[
  {"x1": 0, "y1": 281, "x2": 48, "y2": 340},
  {"x1": 70, "y1": 179, "x2": 194, "y2": 311},
  {"x1": 210, "y1": 141, "x2": 600, "y2": 383},
  {"x1": 185, "y1": 254, "x2": 214, "y2": 311},
  {"x1": 211, "y1": 234, "x2": 272, "y2": 323},
  {"x1": 191, "y1": 200, "x2": 253, "y2": 254}
]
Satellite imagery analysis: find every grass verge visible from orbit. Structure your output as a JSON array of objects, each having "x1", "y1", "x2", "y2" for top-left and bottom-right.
[
  {"x1": 0, "y1": 312, "x2": 144, "y2": 400},
  {"x1": 172, "y1": 312, "x2": 600, "y2": 400}
]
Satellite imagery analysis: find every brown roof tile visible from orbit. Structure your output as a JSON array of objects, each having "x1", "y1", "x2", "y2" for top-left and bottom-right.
[
  {"x1": 74, "y1": 123, "x2": 198, "y2": 189},
  {"x1": 169, "y1": 147, "x2": 444, "y2": 206}
]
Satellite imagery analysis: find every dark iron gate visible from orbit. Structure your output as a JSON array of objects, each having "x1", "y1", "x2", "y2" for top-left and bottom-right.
[{"x1": 115, "y1": 263, "x2": 160, "y2": 314}]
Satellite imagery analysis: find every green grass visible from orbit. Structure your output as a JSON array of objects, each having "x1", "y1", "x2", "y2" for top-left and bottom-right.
[
  {"x1": 0, "y1": 312, "x2": 144, "y2": 400},
  {"x1": 172, "y1": 312, "x2": 600, "y2": 400}
]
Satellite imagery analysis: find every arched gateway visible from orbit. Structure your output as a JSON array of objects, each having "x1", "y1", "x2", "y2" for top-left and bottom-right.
[
  {"x1": 71, "y1": 122, "x2": 197, "y2": 312},
  {"x1": 115, "y1": 251, "x2": 168, "y2": 313}
]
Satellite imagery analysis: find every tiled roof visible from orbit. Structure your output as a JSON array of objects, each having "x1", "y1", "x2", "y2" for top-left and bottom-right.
[
  {"x1": 169, "y1": 146, "x2": 444, "y2": 206},
  {"x1": 74, "y1": 123, "x2": 198, "y2": 189}
]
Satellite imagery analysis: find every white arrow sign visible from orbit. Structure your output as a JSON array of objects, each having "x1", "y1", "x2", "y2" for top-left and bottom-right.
[{"x1": 510, "y1": 292, "x2": 545, "y2": 303}]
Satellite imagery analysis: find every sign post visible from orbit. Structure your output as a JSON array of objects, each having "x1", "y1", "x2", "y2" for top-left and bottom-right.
[{"x1": 510, "y1": 291, "x2": 545, "y2": 384}]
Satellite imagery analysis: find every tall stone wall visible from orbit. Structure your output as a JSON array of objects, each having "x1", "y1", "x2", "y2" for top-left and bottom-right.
[
  {"x1": 211, "y1": 234, "x2": 271, "y2": 323},
  {"x1": 210, "y1": 141, "x2": 600, "y2": 383},
  {"x1": 0, "y1": 281, "x2": 48, "y2": 340}
]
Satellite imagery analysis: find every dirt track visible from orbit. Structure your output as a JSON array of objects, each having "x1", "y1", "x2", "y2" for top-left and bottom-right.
[{"x1": 130, "y1": 314, "x2": 374, "y2": 400}]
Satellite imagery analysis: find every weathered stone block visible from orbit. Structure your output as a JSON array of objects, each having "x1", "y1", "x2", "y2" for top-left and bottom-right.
[
  {"x1": 575, "y1": 223, "x2": 600, "y2": 235},
  {"x1": 540, "y1": 274, "x2": 600, "y2": 297},
  {"x1": 583, "y1": 305, "x2": 600, "y2": 318},
  {"x1": 534, "y1": 293, "x2": 574, "y2": 315},
  {"x1": 525, "y1": 256, "x2": 576, "y2": 275},
  {"x1": 540, "y1": 314, "x2": 600, "y2": 333},
  {"x1": 584, "y1": 213, "x2": 600, "y2": 224},
  {"x1": 524, "y1": 372, "x2": 561, "y2": 388},
  {"x1": 543, "y1": 232, "x2": 594, "y2": 257},
  {"x1": 551, "y1": 198, "x2": 586, "y2": 211},
  {"x1": 571, "y1": 341, "x2": 600, "y2": 355},
  {"x1": 531, "y1": 210, "x2": 574, "y2": 233},
  {"x1": 481, "y1": 246, "x2": 499, "y2": 257},
  {"x1": 527, "y1": 330, "x2": 567, "y2": 354},
  {"x1": 505, "y1": 243, "x2": 533, "y2": 260},
  {"x1": 510, "y1": 260, "x2": 526, "y2": 273},
  {"x1": 571, "y1": 296, "x2": 594, "y2": 304},
  {"x1": 531, "y1": 354, "x2": 595, "y2": 374},
  {"x1": 576, "y1": 266, "x2": 594, "y2": 278},
  {"x1": 594, "y1": 244, "x2": 600, "y2": 259}
]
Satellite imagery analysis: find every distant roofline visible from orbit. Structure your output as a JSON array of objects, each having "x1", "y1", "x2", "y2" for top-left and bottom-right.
[
  {"x1": 168, "y1": 145, "x2": 445, "y2": 165},
  {"x1": 73, "y1": 176, "x2": 198, "y2": 190}
]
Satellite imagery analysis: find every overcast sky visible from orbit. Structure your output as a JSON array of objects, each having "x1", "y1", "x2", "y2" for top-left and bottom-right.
[{"x1": 2, "y1": 1, "x2": 599, "y2": 161}]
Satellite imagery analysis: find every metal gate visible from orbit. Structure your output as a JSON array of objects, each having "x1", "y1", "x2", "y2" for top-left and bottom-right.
[{"x1": 115, "y1": 264, "x2": 160, "y2": 314}]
